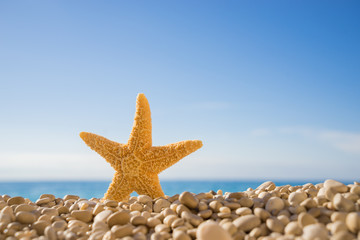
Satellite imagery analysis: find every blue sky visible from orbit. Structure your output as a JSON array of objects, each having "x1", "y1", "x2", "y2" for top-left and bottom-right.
[{"x1": 0, "y1": 1, "x2": 359, "y2": 181}]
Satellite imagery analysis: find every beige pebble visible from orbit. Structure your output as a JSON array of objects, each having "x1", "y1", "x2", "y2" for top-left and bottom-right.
[
  {"x1": 52, "y1": 220, "x2": 67, "y2": 231},
  {"x1": 0, "y1": 206, "x2": 16, "y2": 223},
  {"x1": 181, "y1": 211, "x2": 203, "y2": 227},
  {"x1": 254, "y1": 207, "x2": 270, "y2": 221},
  {"x1": 324, "y1": 179, "x2": 348, "y2": 193},
  {"x1": 209, "y1": 201, "x2": 222, "y2": 212},
  {"x1": 64, "y1": 195, "x2": 80, "y2": 201},
  {"x1": 284, "y1": 221, "x2": 302, "y2": 235},
  {"x1": 350, "y1": 185, "x2": 360, "y2": 195},
  {"x1": 277, "y1": 215, "x2": 290, "y2": 226},
  {"x1": 345, "y1": 212, "x2": 360, "y2": 234},
  {"x1": 332, "y1": 193, "x2": 354, "y2": 212},
  {"x1": 71, "y1": 210, "x2": 93, "y2": 222},
  {"x1": 173, "y1": 230, "x2": 191, "y2": 240},
  {"x1": 16, "y1": 211, "x2": 36, "y2": 224},
  {"x1": 265, "y1": 197, "x2": 284, "y2": 213},
  {"x1": 41, "y1": 208, "x2": 58, "y2": 216},
  {"x1": 147, "y1": 217, "x2": 162, "y2": 228},
  {"x1": 94, "y1": 209, "x2": 113, "y2": 222},
  {"x1": 137, "y1": 195, "x2": 152, "y2": 203},
  {"x1": 331, "y1": 230, "x2": 355, "y2": 240},
  {"x1": 7, "y1": 196, "x2": 25, "y2": 206},
  {"x1": 153, "y1": 199, "x2": 171, "y2": 213},
  {"x1": 302, "y1": 223, "x2": 328, "y2": 240},
  {"x1": 179, "y1": 192, "x2": 199, "y2": 209},
  {"x1": 197, "y1": 221, "x2": 232, "y2": 240},
  {"x1": 266, "y1": 217, "x2": 284, "y2": 233},
  {"x1": 239, "y1": 197, "x2": 254, "y2": 208},
  {"x1": 14, "y1": 204, "x2": 36, "y2": 213},
  {"x1": 198, "y1": 209, "x2": 212, "y2": 219},
  {"x1": 111, "y1": 223, "x2": 134, "y2": 238},
  {"x1": 221, "y1": 221, "x2": 237, "y2": 236},
  {"x1": 32, "y1": 220, "x2": 50, "y2": 235},
  {"x1": 330, "y1": 212, "x2": 347, "y2": 222},
  {"x1": 219, "y1": 206, "x2": 231, "y2": 214},
  {"x1": 163, "y1": 214, "x2": 178, "y2": 226},
  {"x1": 235, "y1": 207, "x2": 252, "y2": 216},
  {"x1": 155, "y1": 223, "x2": 170, "y2": 233},
  {"x1": 130, "y1": 203, "x2": 143, "y2": 211},
  {"x1": 298, "y1": 212, "x2": 317, "y2": 228},
  {"x1": 131, "y1": 215, "x2": 146, "y2": 225},
  {"x1": 104, "y1": 200, "x2": 118, "y2": 208},
  {"x1": 227, "y1": 192, "x2": 245, "y2": 199},
  {"x1": 330, "y1": 220, "x2": 347, "y2": 235},
  {"x1": 300, "y1": 198, "x2": 317, "y2": 209},
  {"x1": 40, "y1": 194, "x2": 55, "y2": 201},
  {"x1": 256, "y1": 181, "x2": 276, "y2": 191},
  {"x1": 288, "y1": 192, "x2": 307, "y2": 206},
  {"x1": 36, "y1": 197, "x2": 52, "y2": 205},
  {"x1": 233, "y1": 214, "x2": 261, "y2": 232},
  {"x1": 107, "y1": 210, "x2": 131, "y2": 227},
  {"x1": 44, "y1": 226, "x2": 56, "y2": 240},
  {"x1": 57, "y1": 206, "x2": 70, "y2": 214}
]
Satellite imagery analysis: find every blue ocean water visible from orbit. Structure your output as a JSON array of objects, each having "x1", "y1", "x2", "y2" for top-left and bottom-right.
[{"x1": 0, "y1": 180, "x2": 354, "y2": 202}]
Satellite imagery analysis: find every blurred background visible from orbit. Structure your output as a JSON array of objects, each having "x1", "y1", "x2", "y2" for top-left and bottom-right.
[{"x1": 0, "y1": 1, "x2": 359, "y2": 198}]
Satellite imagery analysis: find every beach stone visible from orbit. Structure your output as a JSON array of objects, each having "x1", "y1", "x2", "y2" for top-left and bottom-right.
[
  {"x1": 147, "y1": 217, "x2": 162, "y2": 228},
  {"x1": 330, "y1": 221, "x2": 347, "y2": 235},
  {"x1": 298, "y1": 212, "x2": 317, "y2": 228},
  {"x1": 284, "y1": 221, "x2": 302, "y2": 235},
  {"x1": 324, "y1": 179, "x2": 348, "y2": 193},
  {"x1": 173, "y1": 230, "x2": 191, "y2": 240},
  {"x1": 40, "y1": 194, "x2": 55, "y2": 201},
  {"x1": 16, "y1": 211, "x2": 36, "y2": 224},
  {"x1": 302, "y1": 223, "x2": 328, "y2": 240},
  {"x1": 94, "y1": 210, "x2": 112, "y2": 222},
  {"x1": 107, "y1": 210, "x2": 131, "y2": 227},
  {"x1": 266, "y1": 217, "x2": 284, "y2": 233},
  {"x1": 233, "y1": 214, "x2": 261, "y2": 232},
  {"x1": 197, "y1": 221, "x2": 232, "y2": 240},
  {"x1": 331, "y1": 231, "x2": 355, "y2": 240},
  {"x1": 131, "y1": 215, "x2": 147, "y2": 226},
  {"x1": 71, "y1": 210, "x2": 93, "y2": 222},
  {"x1": 111, "y1": 224, "x2": 134, "y2": 238},
  {"x1": 333, "y1": 193, "x2": 354, "y2": 212},
  {"x1": 179, "y1": 192, "x2": 199, "y2": 209},
  {"x1": 7, "y1": 196, "x2": 25, "y2": 206},
  {"x1": 137, "y1": 195, "x2": 152, "y2": 203},
  {"x1": 52, "y1": 220, "x2": 67, "y2": 231},
  {"x1": 153, "y1": 199, "x2": 170, "y2": 213},
  {"x1": 254, "y1": 208, "x2": 270, "y2": 221},
  {"x1": 265, "y1": 197, "x2": 284, "y2": 213},
  {"x1": 44, "y1": 226, "x2": 57, "y2": 240},
  {"x1": 14, "y1": 204, "x2": 36, "y2": 213},
  {"x1": 257, "y1": 181, "x2": 276, "y2": 191},
  {"x1": 228, "y1": 192, "x2": 245, "y2": 199},
  {"x1": 64, "y1": 195, "x2": 80, "y2": 201},
  {"x1": 288, "y1": 192, "x2": 307, "y2": 206},
  {"x1": 346, "y1": 212, "x2": 360, "y2": 234},
  {"x1": 32, "y1": 220, "x2": 50, "y2": 235}
]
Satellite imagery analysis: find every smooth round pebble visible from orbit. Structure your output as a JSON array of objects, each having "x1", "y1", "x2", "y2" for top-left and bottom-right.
[{"x1": 197, "y1": 221, "x2": 232, "y2": 240}]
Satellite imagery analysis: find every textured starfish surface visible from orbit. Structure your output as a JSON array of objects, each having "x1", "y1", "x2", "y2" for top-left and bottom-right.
[{"x1": 80, "y1": 93, "x2": 203, "y2": 202}]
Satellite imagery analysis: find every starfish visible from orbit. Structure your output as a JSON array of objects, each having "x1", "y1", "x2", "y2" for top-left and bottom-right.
[{"x1": 80, "y1": 93, "x2": 203, "y2": 202}]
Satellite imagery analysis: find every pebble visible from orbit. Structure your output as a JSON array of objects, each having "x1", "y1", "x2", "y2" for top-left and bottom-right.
[
  {"x1": 233, "y1": 214, "x2": 261, "y2": 232},
  {"x1": 324, "y1": 179, "x2": 348, "y2": 193},
  {"x1": 197, "y1": 221, "x2": 232, "y2": 240},
  {"x1": 71, "y1": 210, "x2": 93, "y2": 222},
  {"x1": 302, "y1": 223, "x2": 328, "y2": 240},
  {"x1": 345, "y1": 212, "x2": 360, "y2": 234},
  {"x1": 15, "y1": 211, "x2": 36, "y2": 224},
  {"x1": 265, "y1": 197, "x2": 284, "y2": 213},
  {"x1": 179, "y1": 192, "x2": 199, "y2": 209},
  {"x1": 7, "y1": 196, "x2": 25, "y2": 206},
  {"x1": 298, "y1": 212, "x2": 317, "y2": 228},
  {"x1": 288, "y1": 192, "x2": 307, "y2": 206},
  {"x1": 107, "y1": 210, "x2": 131, "y2": 227}
]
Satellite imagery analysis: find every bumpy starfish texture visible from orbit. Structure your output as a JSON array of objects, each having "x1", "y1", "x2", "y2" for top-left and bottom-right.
[{"x1": 80, "y1": 93, "x2": 203, "y2": 202}]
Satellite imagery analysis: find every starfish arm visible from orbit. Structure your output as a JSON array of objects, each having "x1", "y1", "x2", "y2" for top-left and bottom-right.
[
  {"x1": 128, "y1": 93, "x2": 152, "y2": 152},
  {"x1": 104, "y1": 173, "x2": 133, "y2": 202},
  {"x1": 134, "y1": 173, "x2": 165, "y2": 199},
  {"x1": 140, "y1": 140, "x2": 203, "y2": 174},
  {"x1": 80, "y1": 132, "x2": 127, "y2": 169}
]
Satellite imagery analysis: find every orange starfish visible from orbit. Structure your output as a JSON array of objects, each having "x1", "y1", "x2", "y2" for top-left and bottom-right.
[{"x1": 80, "y1": 93, "x2": 203, "y2": 202}]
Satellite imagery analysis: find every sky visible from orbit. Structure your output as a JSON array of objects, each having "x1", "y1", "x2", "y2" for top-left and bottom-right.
[{"x1": 0, "y1": 1, "x2": 359, "y2": 181}]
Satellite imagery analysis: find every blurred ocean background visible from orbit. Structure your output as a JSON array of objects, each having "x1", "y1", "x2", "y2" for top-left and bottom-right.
[{"x1": 0, "y1": 180, "x2": 355, "y2": 202}]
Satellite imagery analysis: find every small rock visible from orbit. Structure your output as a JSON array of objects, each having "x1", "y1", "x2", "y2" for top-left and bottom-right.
[{"x1": 197, "y1": 221, "x2": 232, "y2": 240}]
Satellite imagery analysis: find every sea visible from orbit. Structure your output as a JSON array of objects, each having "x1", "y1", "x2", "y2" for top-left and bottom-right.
[{"x1": 0, "y1": 180, "x2": 355, "y2": 202}]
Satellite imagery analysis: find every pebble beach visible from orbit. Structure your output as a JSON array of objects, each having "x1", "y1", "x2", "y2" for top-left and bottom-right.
[{"x1": 0, "y1": 179, "x2": 359, "y2": 240}]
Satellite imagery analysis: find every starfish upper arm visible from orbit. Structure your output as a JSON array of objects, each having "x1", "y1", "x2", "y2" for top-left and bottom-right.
[
  {"x1": 127, "y1": 93, "x2": 152, "y2": 152},
  {"x1": 140, "y1": 140, "x2": 203, "y2": 174},
  {"x1": 80, "y1": 132, "x2": 128, "y2": 168}
]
